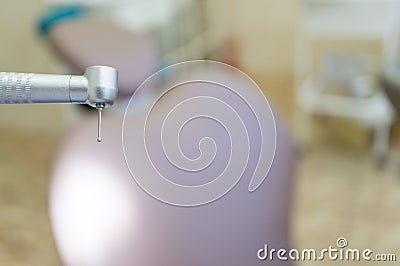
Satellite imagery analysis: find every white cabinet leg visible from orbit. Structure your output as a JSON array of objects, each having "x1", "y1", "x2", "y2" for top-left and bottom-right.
[{"x1": 373, "y1": 122, "x2": 391, "y2": 167}]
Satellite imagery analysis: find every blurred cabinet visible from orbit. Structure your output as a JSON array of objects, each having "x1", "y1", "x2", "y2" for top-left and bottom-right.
[{"x1": 295, "y1": 0, "x2": 396, "y2": 163}]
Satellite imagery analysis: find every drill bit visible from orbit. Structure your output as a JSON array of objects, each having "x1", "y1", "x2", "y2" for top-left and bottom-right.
[{"x1": 96, "y1": 103, "x2": 105, "y2": 142}]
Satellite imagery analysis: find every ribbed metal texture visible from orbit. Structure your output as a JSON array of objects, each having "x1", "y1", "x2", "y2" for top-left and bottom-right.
[{"x1": 0, "y1": 72, "x2": 33, "y2": 103}]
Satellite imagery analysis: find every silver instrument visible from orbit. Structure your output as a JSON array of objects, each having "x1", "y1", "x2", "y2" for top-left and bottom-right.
[{"x1": 0, "y1": 66, "x2": 118, "y2": 142}]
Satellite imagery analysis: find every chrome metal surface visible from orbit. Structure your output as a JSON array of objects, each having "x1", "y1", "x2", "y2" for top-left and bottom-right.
[{"x1": 0, "y1": 66, "x2": 118, "y2": 141}]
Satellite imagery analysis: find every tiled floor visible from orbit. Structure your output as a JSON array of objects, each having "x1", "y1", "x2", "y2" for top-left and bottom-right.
[
  {"x1": 0, "y1": 129, "x2": 61, "y2": 265},
  {"x1": 292, "y1": 129, "x2": 400, "y2": 265}
]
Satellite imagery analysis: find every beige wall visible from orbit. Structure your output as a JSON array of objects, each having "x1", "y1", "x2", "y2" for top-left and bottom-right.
[
  {"x1": 0, "y1": 0, "x2": 57, "y2": 72},
  {"x1": 230, "y1": 0, "x2": 299, "y2": 77},
  {"x1": 0, "y1": 0, "x2": 73, "y2": 134},
  {"x1": 231, "y1": 0, "x2": 298, "y2": 122},
  {"x1": 205, "y1": 0, "x2": 299, "y2": 77}
]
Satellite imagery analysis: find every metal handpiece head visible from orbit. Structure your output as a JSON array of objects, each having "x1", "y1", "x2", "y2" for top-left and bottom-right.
[
  {"x1": 84, "y1": 66, "x2": 118, "y2": 108},
  {"x1": 84, "y1": 66, "x2": 118, "y2": 142}
]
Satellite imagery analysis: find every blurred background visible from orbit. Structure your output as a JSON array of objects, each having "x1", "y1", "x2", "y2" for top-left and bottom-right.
[{"x1": 0, "y1": 0, "x2": 400, "y2": 265}]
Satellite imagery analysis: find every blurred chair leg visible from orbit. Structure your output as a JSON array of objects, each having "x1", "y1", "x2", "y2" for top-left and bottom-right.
[{"x1": 373, "y1": 122, "x2": 390, "y2": 168}]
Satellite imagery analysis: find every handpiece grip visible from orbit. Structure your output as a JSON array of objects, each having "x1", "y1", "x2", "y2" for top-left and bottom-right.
[{"x1": 0, "y1": 72, "x2": 87, "y2": 104}]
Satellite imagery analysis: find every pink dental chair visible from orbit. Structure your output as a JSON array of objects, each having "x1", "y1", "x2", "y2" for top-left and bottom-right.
[
  {"x1": 46, "y1": 19, "x2": 157, "y2": 97},
  {"x1": 46, "y1": 19, "x2": 295, "y2": 266}
]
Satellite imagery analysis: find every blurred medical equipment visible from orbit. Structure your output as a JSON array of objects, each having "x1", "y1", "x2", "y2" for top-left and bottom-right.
[
  {"x1": 50, "y1": 97, "x2": 294, "y2": 266},
  {"x1": 46, "y1": 19, "x2": 157, "y2": 98},
  {"x1": 0, "y1": 66, "x2": 117, "y2": 141},
  {"x1": 295, "y1": 0, "x2": 395, "y2": 165},
  {"x1": 39, "y1": 0, "x2": 232, "y2": 82},
  {"x1": 381, "y1": 1, "x2": 400, "y2": 114}
]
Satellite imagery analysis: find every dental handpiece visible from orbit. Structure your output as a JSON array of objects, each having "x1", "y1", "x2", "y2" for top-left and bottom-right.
[{"x1": 0, "y1": 66, "x2": 118, "y2": 142}]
